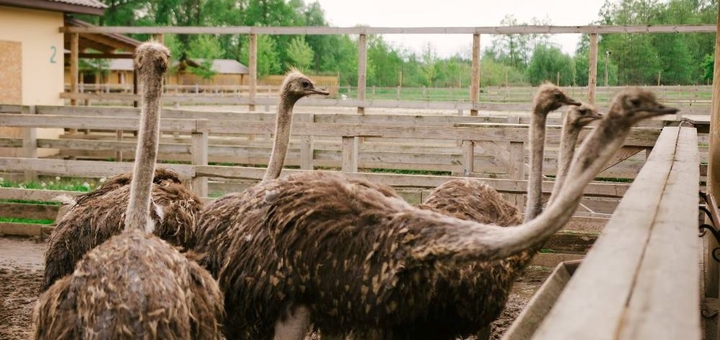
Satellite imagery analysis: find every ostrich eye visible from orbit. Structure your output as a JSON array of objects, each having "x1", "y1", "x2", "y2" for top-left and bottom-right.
[
  {"x1": 301, "y1": 81, "x2": 310, "y2": 88},
  {"x1": 554, "y1": 92, "x2": 562, "y2": 99},
  {"x1": 630, "y1": 98, "x2": 641, "y2": 107},
  {"x1": 579, "y1": 109, "x2": 588, "y2": 115}
]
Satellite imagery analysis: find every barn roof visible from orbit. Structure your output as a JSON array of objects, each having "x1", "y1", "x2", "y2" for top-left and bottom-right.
[
  {"x1": 105, "y1": 59, "x2": 250, "y2": 75},
  {"x1": 63, "y1": 17, "x2": 141, "y2": 59},
  {"x1": 0, "y1": 0, "x2": 106, "y2": 15}
]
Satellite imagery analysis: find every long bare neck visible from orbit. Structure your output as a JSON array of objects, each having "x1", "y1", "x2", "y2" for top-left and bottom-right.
[
  {"x1": 411, "y1": 118, "x2": 628, "y2": 265},
  {"x1": 523, "y1": 108, "x2": 548, "y2": 222},
  {"x1": 262, "y1": 97, "x2": 296, "y2": 182},
  {"x1": 548, "y1": 116, "x2": 582, "y2": 205},
  {"x1": 124, "y1": 67, "x2": 163, "y2": 232}
]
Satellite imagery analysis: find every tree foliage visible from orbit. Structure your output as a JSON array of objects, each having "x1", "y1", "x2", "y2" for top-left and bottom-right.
[{"x1": 85, "y1": 0, "x2": 719, "y2": 87}]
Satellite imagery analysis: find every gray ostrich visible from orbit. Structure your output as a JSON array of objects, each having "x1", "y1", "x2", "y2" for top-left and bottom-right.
[
  {"x1": 195, "y1": 87, "x2": 676, "y2": 339},
  {"x1": 33, "y1": 41, "x2": 224, "y2": 340}
]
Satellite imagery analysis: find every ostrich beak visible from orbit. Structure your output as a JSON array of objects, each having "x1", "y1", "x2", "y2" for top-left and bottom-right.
[
  {"x1": 648, "y1": 104, "x2": 679, "y2": 116},
  {"x1": 564, "y1": 97, "x2": 582, "y2": 106},
  {"x1": 308, "y1": 87, "x2": 330, "y2": 96}
]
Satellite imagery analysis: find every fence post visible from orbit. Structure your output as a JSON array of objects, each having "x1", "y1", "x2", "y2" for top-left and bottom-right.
[
  {"x1": 22, "y1": 105, "x2": 37, "y2": 182},
  {"x1": 587, "y1": 33, "x2": 598, "y2": 104},
  {"x1": 509, "y1": 141, "x2": 525, "y2": 209},
  {"x1": 341, "y1": 136, "x2": 359, "y2": 172},
  {"x1": 249, "y1": 33, "x2": 258, "y2": 111},
  {"x1": 357, "y1": 34, "x2": 367, "y2": 115},
  {"x1": 115, "y1": 130, "x2": 123, "y2": 162},
  {"x1": 191, "y1": 120, "x2": 209, "y2": 198},
  {"x1": 470, "y1": 33, "x2": 481, "y2": 116},
  {"x1": 462, "y1": 140, "x2": 474, "y2": 176},
  {"x1": 298, "y1": 113, "x2": 314, "y2": 170}
]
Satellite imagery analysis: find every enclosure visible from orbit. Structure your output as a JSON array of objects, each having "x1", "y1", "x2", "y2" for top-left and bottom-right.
[{"x1": 0, "y1": 19, "x2": 718, "y2": 340}]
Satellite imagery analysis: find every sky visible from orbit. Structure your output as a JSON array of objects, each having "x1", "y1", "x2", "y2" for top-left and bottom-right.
[{"x1": 313, "y1": 0, "x2": 611, "y2": 58}]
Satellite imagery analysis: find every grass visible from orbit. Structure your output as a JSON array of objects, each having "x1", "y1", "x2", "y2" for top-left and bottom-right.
[
  {"x1": 369, "y1": 168, "x2": 452, "y2": 176},
  {"x1": 0, "y1": 217, "x2": 54, "y2": 225},
  {"x1": 0, "y1": 177, "x2": 98, "y2": 192}
]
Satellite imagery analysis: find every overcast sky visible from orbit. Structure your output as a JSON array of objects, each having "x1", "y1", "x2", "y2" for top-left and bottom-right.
[{"x1": 313, "y1": 0, "x2": 610, "y2": 57}]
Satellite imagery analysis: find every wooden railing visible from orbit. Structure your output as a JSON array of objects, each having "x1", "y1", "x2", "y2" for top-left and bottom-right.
[{"x1": 502, "y1": 126, "x2": 701, "y2": 339}]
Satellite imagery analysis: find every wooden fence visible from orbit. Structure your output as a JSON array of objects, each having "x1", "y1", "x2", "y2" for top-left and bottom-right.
[{"x1": 503, "y1": 126, "x2": 701, "y2": 339}]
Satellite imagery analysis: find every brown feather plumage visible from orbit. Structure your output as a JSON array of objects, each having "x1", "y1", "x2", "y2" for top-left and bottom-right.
[{"x1": 42, "y1": 170, "x2": 203, "y2": 291}]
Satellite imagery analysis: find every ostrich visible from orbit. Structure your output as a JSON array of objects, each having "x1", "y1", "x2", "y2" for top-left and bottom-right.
[
  {"x1": 262, "y1": 68, "x2": 330, "y2": 182},
  {"x1": 33, "y1": 41, "x2": 224, "y2": 340},
  {"x1": 404, "y1": 102, "x2": 602, "y2": 340},
  {"x1": 42, "y1": 129, "x2": 204, "y2": 289},
  {"x1": 193, "y1": 69, "x2": 328, "y2": 276},
  {"x1": 524, "y1": 83, "x2": 580, "y2": 222},
  {"x1": 194, "y1": 87, "x2": 676, "y2": 339},
  {"x1": 548, "y1": 103, "x2": 603, "y2": 205}
]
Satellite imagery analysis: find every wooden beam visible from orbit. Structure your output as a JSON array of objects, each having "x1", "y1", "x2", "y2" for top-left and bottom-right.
[
  {"x1": 708, "y1": 7, "x2": 720, "y2": 213},
  {"x1": 191, "y1": 131, "x2": 208, "y2": 197},
  {"x1": 470, "y1": 33, "x2": 481, "y2": 116},
  {"x1": 60, "y1": 25, "x2": 718, "y2": 35},
  {"x1": 249, "y1": 33, "x2": 257, "y2": 111},
  {"x1": 70, "y1": 33, "x2": 79, "y2": 106},
  {"x1": 64, "y1": 52, "x2": 134, "y2": 59},
  {"x1": 357, "y1": 34, "x2": 368, "y2": 115},
  {"x1": 587, "y1": 33, "x2": 598, "y2": 104}
]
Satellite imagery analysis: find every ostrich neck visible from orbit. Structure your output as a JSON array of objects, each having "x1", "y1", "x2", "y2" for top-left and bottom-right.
[
  {"x1": 410, "y1": 116, "x2": 628, "y2": 265},
  {"x1": 549, "y1": 119, "x2": 581, "y2": 205},
  {"x1": 262, "y1": 97, "x2": 296, "y2": 182},
  {"x1": 124, "y1": 69, "x2": 162, "y2": 232},
  {"x1": 523, "y1": 109, "x2": 548, "y2": 222}
]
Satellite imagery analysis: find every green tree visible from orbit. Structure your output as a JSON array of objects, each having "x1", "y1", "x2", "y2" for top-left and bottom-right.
[
  {"x1": 285, "y1": 36, "x2": 315, "y2": 72},
  {"x1": 526, "y1": 44, "x2": 575, "y2": 86},
  {"x1": 419, "y1": 43, "x2": 439, "y2": 86},
  {"x1": 702, "y1": 53, "x2": 715, "y2": 84},
  {"x1": 187, "y1": 35, "x2": 223, "y2": 79},
  {"x1": 239, "y1": 34, "x2": 281, "y2": 77}
]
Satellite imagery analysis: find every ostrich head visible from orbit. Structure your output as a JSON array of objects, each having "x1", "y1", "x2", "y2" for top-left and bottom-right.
[
  {"x1": 533, "y1": 82, "x2": 581, "y2": 114},
  {"x1": 608, "y1": 87, "x2": 678, "y2": 124},
  {"x1": 281, "y1": 68, "x2": 330, "y2": 103},
  {"x1": 566, "y1": 102, "x2": 603, "y2": 128},
  {"x1": 134, "y1": 41, "x2": 170, "y2": 74}
]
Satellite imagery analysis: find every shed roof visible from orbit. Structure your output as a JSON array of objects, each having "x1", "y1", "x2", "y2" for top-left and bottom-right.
[
  {"x1": 63, "y1": 17, "x2": 141, "y2": 58},
  {"x1": 104, "y1": 59, "x2": 250, "y2": 75},
  {"x1": 0, "y1": 0, "x2": 106, "y2": 15}
]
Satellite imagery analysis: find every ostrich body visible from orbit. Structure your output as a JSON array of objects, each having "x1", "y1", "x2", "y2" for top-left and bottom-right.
[
  {"x1": 42, "y1": 133, "x2": 203, "y2": 291},
  {"x1": 195, "y1": 88, "x2": 676, "y2": 339},
  {"x1": 402, "y1": 101, "x2": 602, "y2": 339},
  {"x1": 33, "y1": 41, "x2": 224, "y2": 340}
]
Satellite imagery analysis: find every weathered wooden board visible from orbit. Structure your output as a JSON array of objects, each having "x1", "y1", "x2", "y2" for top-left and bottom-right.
[{"x1": 0, "y1": 202, "x2": 59, "y2": 220}]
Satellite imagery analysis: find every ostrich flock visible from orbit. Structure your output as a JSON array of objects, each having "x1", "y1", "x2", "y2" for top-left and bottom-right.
[{"x1": 31, "y1": 40, "x2": 678, "y2": 339}]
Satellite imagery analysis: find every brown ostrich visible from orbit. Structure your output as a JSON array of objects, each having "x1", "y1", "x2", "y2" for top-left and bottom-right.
[
  {"x1": 193, "y1": 87, "x2": 676, "y2": 339},
  {"x1": 403, "y1": 102, "x2": 602, "y2": 340},
  {"x1": 524, "y1": 83, "x2": 580, "y2": 222},
  {"x1": 548, "y1": 102, "x2": 603, "y2": 205},
  {"x1": 33, "y1": 41, "x2": 224, "y2": 340},
  {"x1": 193, "y1": 69, "x2": 329, "y2": 275},
  {"x1": 262, "y1": 69, "x2": 329, "y2": 182},
  {"x1": 42, "y1": 131, "x2": 203, "y2": 290}
]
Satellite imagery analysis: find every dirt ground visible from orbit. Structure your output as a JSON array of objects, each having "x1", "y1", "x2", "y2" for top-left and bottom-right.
[{"x1": 0, "y1": 236, "x2": 539, "y2": 340}]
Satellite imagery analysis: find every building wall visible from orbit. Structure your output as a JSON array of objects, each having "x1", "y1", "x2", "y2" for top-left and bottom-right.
[
  {"x1": 0, "y1": 6, "x2": 65, "y2": 157},
  {"x1": 0, "y1": 6, "x2": 64, "y2": 106}
]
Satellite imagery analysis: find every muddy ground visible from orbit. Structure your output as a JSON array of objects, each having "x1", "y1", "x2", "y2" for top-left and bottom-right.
[{"x1": 0, "y1": 236, "x2": 541, "y2": 340}]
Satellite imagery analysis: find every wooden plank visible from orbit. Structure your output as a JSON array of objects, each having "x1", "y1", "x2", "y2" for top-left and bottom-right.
[
  {"x1": 0, "y1": 188, "x2": 80, "y2": 202},
  {"x1": 37, "y1": 138, "x2": 191, "y2": 154},
  {"x1": 618, "y1": 127, "x2": 700, "y2": 340},
  {"x1": 509, "y1": 141, "x2": 525, "y2": 180},
  {"x1": 70, "y1": 33, "x2": 79, "y2": 106},
  {"x1": 0, "y1": 222, "x2": 43, "y2": 237},
  {"x1": 533, "y1": 127, "x2": 681, "y2": 340},
  {"x1": 0, "y1": 114, "x2": 203, "y2": 133},
  {"x1": 462, "y1": 140, "x2": 474, "y2": 176},
  {"x1": 195, "y1": 166, "x2": 629, "y2": 197},
  {"x1": 23, "y1": 106, "x2": 38, "y2": 182},
  {"x1": 503, "y1": 261, "x2": 580, "y2": 340},
  {"x1": 191, "y1": 132, "x2": 209, "y2": 197},
  {"x1": 0, "y1": 202, "x2": 59, "y2": 220},
  {"x1": 341, "y1": 136, "x2": 359, "y2": 172},
  {"x1": 60, "y1": 24, "x2": 718, "y2": 35},
  {"x1": 0, "y1": 157, "x2": 194, "y2": 179}
]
